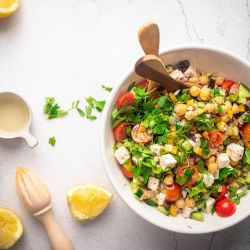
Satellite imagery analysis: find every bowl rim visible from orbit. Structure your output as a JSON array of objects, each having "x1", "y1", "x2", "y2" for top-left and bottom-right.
[{"x1": 100, "y1": 44, "x2": 250, "y2": 234}]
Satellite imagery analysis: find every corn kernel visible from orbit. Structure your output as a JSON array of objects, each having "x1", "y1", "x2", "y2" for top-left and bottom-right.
[
  {"x1": 202, "y1": 131, "x2": 209, "y2": 140},
  {"x1": 169, "y1": 92, "x2": 177, "y2": 103},
  {"x1": 239, "y1": 104, "x2": 245, "y2": 112},
  {"x1": 168, "y1": 139, "x2": 174, "y2": 144},
  {"x1": 170, "y1": 124, "x2": 176, "y2": 132},
  {"x1": 169, "y1": 204, "x2": 179, "y2": 217},
  {"x1": 194, "y1": 147, "x2": 202, "y2": 156},
  {"x1": 186, "y1": 99, "x2": 194, "y2": 107},
  {"x1": 216, "y1": 122, "x2": 227, "y2": 132},
  {"x1": 245, "y1": 141, "x2": 250, "y2": 149},
  {"x1": 172, "y1": 146, "x2": 178, "y2": 154},
  {"x1": 169, "y1": 133, "x2": 177, "y2": 139},
  {"x1": 227, "y1": 109, "x2": 233, "y2": 119}
]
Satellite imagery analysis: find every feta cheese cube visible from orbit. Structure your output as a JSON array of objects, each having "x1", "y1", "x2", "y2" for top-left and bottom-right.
[
  {"x1": 182, "y1": 189, "x2": 187, "y2": 198},
  {"x1": 159, "y1": 154, "x2": 177, "y2": 170},
  {"x1": 114, "y1": 146, "x2": 130, "y2": 165},
  {"x1": 182, "y1": 207, "x2": 197, "y2": 218},
  {"x1": 170, "y1": 69, "x2": 186, "y2": 82},
  {"x1": 216, "y1": 153, "x2": 230, "y2": 169},
  {"x1": 183, "y1": 64, "x2": 197, "y2": 78},
  {"x1": 150, "y1": 144, "x2": 163, "y2": 156},
  {"x1": 156, "y1": 192, "x2": 166, "y2": 205},
  {"x1": 203, "y1": 173, "x2": 215, "y2": 187},
  {"x1": 147, "y1": 177, "x2": 160, "y2": 191},
  {"x1": 205, "y1": 197, "x2": 215, "y2": 213},
  {"x1": 226, "y1": 143, "x2": 244, "y2": 162}
]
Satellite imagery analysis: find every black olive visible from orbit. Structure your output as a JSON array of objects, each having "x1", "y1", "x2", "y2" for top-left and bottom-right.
[
  {"x1": 187, "y1": 131, "x2": 195, "y2": 141},
  {"x1": 208, "y1": 79, "x2": 215, "y2": 88},
  {"x1": 164, "y1": 200, "x2": 171, "y2": 211},
  {"x1": 157, "y1": 85, "x2": 165, "y2": 91},
  {"x1": 177, "y1": 60, "x2": 190, "y2": 73}
]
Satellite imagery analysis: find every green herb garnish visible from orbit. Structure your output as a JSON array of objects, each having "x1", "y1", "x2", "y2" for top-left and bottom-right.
[
  {"x1": 101, "y1": 85, "x2": 113, "y2": 92},
  {"x1": 49, "y1": 136, "x2": 56, "y2": 147}
]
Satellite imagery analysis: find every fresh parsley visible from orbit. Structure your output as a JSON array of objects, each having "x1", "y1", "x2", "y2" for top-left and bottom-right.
[
  {"x1": 101, "y1": 85, "x2": 113, "y2": 92},
  {"x1": 44, "y1": 97, "x2": 68, "y2": 119},
  {"x1": 218, "y1": 168, "x2": 238, "y2": 183},
  {"x1": 189, "y1": 182, "x2": 205, "y2": 198},
  {"x1": 49, "y1": 136, "x2": 56, "y2": 147}
]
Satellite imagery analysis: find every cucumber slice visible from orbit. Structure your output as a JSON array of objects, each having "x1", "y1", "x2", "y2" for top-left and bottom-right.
[
  {"x1": 144, "y1": 197, "x2": 158, "y2": 206},
  {"x1": 239, "y1": 84, "x2": 250, "y2": 98},
  {"x1": 237, "y1": 97, "x2": 247, "y2": 105},
  {"x1": 182, "y1": 140, "x2": 193, "y2": 152},
  {"x1": 156, "y1": 205, "x2": 169, "y2": 215},
  {"x1": 190, "y1": 211, "x2": 204, "y2": 222},
  {"x1": 245, "y1": 172, "x2": 250, "y2": 185},
  {"x1": 134, "y1": 188, "x2": 143, "y2": 198}
]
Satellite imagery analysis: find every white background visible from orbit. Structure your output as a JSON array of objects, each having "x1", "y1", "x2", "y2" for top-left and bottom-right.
[{"x1": 0, "y1": 0, "x2": 250, "y2": 249}]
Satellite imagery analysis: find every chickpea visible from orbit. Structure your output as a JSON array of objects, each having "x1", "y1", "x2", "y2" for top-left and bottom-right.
[
  {"x1": 224, "y1": 101, "x2": 232, "y2": 110},
  {"x1": 175, "y1": 198, "x2": 185, "y2": 209},
  {"x1": 219, "y1": 105, "x2": 227, "y2": 116},
  {"x1": 199, "y1": 75, "x2": 209, "y2": 85},
  {"x1": 232, "y1": 103, "x2": 239, "y2": 114},
  {"x1": 214, "y1": 96, "x2": 224, "y2": 105},
  {"x1": 207, "y1": 156, "x2": 216, "y2": 164},
  {"x1": 220, "y1": 115, "x2": 230, "y2": 123},
  {"x1": 199, "y1": 86, "x2": 210, "y2": 101},
  {"x1": 208, "y1": 162, "x2": 218, "y2": 175},
  {"x1": 215, "y1": 76, "x2": 224, "y2": 85},
  {"x1": 189, "y1": 86, "x2": 201, "y2": 97},
  {"x1": 185, "y1": 197, "x2": 195, "y2": 208},
  {"x1": 188, "y1": 76, "x2": 199, "y2": 84},
  {"x1": 185, "y1": 110, "x2": 198, "y2": 120},
  {"x1": 174, "y1": 103, "x2": 187, "y2": 116},
  {"x1": 204, "y1": 103, "x2": 215, "y2": 113},
  {"x1": 164, "y1": 175, "x2": 174, "y2": 186},
  {"x1": 230, "y1": 160, "x2": 239, "y2": 166},
  {"x1": 216, "y1": 121, "x2": 227, "y2": 132},
  {"x1": 229, "y1": 181, "x2": 240, "y2": 189}
]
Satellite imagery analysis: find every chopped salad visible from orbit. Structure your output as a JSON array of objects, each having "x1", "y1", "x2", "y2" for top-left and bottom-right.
[{"x1": 112, "y1": 60, "x2": 250, "y2": 221}]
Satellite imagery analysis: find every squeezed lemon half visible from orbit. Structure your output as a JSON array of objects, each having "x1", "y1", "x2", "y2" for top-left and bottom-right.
[
  {"x1": 0, "y1": 207, "x2": 23, "y2": 249},
  {"x1": 0, "y1": 0, "x2": 19, "y2": 19},
  {"x1": 66, "y1": 185, "x2": 112, "y2": 221}
]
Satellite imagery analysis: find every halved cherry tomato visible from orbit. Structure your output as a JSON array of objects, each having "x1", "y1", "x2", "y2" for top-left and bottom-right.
[
  {"x1": 131, "y1": 123, "x2": 153, "y2": 144},
  {"x1": 229, "y1": 83, "x2": 240, "y2": 95},
  {"x1": 121, "y1": 166, "x2": 134, "y2": 179},
  {"x1": 242, "y1": 124, "x2": 250, "y2": 140},
  {"x1": 117, "y1": 92, "x2": 135, "y2": 109},
  {"x1": 137, "y1": 80, "x2": 149, "y2": 88},
  {"x1": 176, "y1": 165, "x2": 198, "y2": 187},
  {"x1": 221, "y1": 80, "x2": 235, "y2": 95},
  {"x1": 165, "y1": 182, "x2": 181, "y2": 202},
  {"x1": 217, "y1": 185, "x2": 229, "y2": 200},
  {"x1": 113, "y1": 122, "x2": 129, "y2": 142},
  {"x1": 216, "y1": 198, "x2": 236, "y2": 217},
  {"x1": 208, "y1": 130, "x2": 224, "y2": 148}
]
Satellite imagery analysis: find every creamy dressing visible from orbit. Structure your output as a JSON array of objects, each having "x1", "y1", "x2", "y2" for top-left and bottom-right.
[{"x1": 0, "y1": 94, "x2": 30, "y2": 132}]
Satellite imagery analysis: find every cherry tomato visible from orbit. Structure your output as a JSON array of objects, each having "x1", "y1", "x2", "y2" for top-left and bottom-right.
[
  {"x1": 216, "y1": 198, "x2": 236, "y2": 217},
  {"x1": 176, "y1": 165, "x2": 198, "y2": 187},
  {"x1": 242, "y1": 124, "x2": 250, "y2": 140},
  {"x1": 137, "y1": 80, "x2": 149, "y2": 88},
  {"x1": 229, "y1": 83, "x2": 240, "y2": 95},
  {"x1": 165, "y1": 182, "x2": 181, "y2": 202},
  {"x1": 221, "y1": 80, "x2": 235, "y2": 94},
  {"x1": 121, "y1": 166, "x2": 134, "y2": 179},
  {"x1": 117, "y1": 92, "x2": 135, "y2": 109},
  {"x1": 208, "y1": 130, "x2": 224, "y2": 148},
  {"x1": 131, "y1": 123, "x2": 153, "y2": 144},
  {"x1": 113, "y1": 122, "x2": 129, "y2": 142},
  {"x1": 217, "y1": 185, "x2": 229, "y2": 200}
]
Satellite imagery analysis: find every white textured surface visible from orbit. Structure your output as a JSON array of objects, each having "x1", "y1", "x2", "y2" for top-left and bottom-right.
[{"x1": 0, "y1": 0, "x2": 249, "y2": 249}]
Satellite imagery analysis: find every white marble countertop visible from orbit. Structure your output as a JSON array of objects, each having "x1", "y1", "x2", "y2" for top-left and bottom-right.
[{"x1": 0, "y1": 0, "x2": 250, "y2": 249}]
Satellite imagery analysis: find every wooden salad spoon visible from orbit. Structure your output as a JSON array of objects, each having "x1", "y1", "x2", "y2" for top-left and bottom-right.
[{"x1": 136, "y1": 22, "x2": 199, "y2": 92}]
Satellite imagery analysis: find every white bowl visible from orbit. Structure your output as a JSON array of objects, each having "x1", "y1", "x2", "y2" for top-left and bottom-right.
[{"x1": 101, "y1": 45, "x2": 250, "y2": 234}]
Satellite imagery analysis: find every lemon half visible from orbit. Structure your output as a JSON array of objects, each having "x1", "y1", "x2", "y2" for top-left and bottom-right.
[
  {"x1": 66, "y1": 185, "x2": 112, "y2": 221},
  {"x1": 0, "y1": 0, "x2": 19, "y2": 19},
  {"x1": 0, "y1": 207, "x2": 23, "y2": 249}
]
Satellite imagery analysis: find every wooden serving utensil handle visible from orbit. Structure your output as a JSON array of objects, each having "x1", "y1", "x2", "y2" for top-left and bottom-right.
[
  {"x1": 37, "y1": 209, "x2": 75, "y2": 250},
  {"x1": 138, "y1": 22, "x2": 159, "y2": 56}
]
